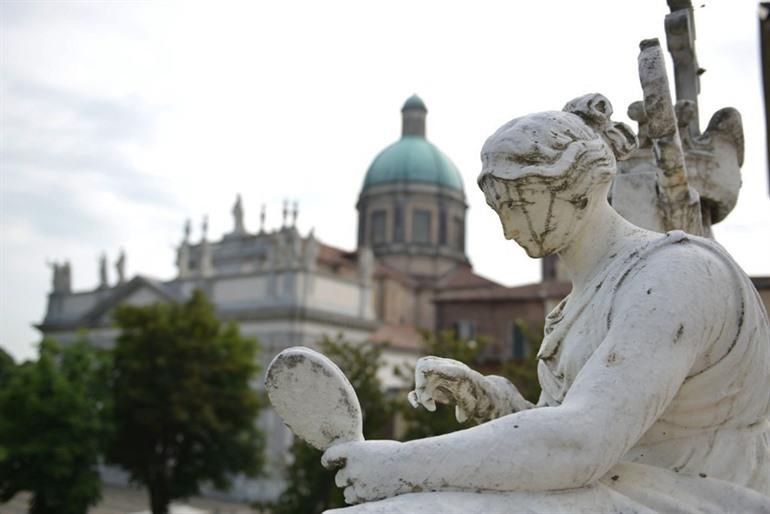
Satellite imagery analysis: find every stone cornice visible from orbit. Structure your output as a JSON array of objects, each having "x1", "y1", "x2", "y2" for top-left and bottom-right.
[
  {"x1": 357, "y1": 182, "x2": 467, "y2": 207},
  {"x1": 38, "y1": 304, "x2": 378, "y2": 333}
]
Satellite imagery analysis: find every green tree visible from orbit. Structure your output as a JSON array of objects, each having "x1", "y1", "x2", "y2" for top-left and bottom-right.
[
  {"x1": 499, "y1": 319, "x2": 542, "y2": 404},
  {"x1": 0, "y1": 347, "x2": 15, "y2": 387},
  {"x1": 269, "y1": 336, "x2": 392, "y2": 514},
  {"x1": 0, "y1": 339, "x2": 110, "y2": 514},
  {"x1": 397, "y1": 330, "x2": 486, "y2": 440},
  {"x1": 107, "y1": 289, "x2": 264, "y2": 514}
]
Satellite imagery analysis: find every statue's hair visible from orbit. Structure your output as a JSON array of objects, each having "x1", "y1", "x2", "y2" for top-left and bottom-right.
[
  {"x1": 477, "y1": 93, "x2": 637, "y2": 193},
  {"x1": 562, "y1": 93, "x2": 637, "y2": 161}
]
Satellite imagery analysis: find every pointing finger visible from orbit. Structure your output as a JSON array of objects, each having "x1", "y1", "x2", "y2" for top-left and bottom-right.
[{"x1": 407, "y1": 390, "x2": 420, "y2": 408}]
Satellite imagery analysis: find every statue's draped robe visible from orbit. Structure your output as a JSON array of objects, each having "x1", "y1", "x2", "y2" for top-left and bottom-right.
[{"x1": 329, "y1": 232, "x2": 770, "y2": 514}]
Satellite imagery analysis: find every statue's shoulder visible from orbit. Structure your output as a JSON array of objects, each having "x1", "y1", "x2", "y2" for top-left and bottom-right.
[
  {"x1": 613, "y1": 230, "x2": 744, "y2": 301},
  {"x1": 654, "y1": 230, "x2": 743, "y2": 274}
]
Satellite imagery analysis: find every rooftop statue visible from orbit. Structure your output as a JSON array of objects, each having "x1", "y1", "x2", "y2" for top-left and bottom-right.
[
  {"x1": 115, "y1": 249, "x2": 126, "y2": 285},
  {"x1": 47, "y1": 260, "x2": 71, "y2": 294},
  {"x1": 232, "y1": 194, "x2": 246, "y2": 235},
  {"x1": 98, "y1": 252, "x2": 109, "y2": 290},
  {"x1": 267, "y1": 90, "x2": 770, "y2": 513}
]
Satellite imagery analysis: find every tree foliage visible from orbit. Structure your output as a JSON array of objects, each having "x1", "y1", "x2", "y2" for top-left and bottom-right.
[
  {"x1": 499, "y1": 319, "x2": 543, "y2": 404},
  {"x1": 397, "y1": 330, "x2": 486, "y2": 440},
  {"x1": 268, "y1": 336, "x2": 392, "y2": 514},
  {"x1": 0, "y1": 339, "x2": 110, "y2": 514},
  {"x1": 0, "y1": 347, "x2": 15, "y2": 387},
  {"x1": 106, "y1": 289, "x2": 264, "y2": 514}
]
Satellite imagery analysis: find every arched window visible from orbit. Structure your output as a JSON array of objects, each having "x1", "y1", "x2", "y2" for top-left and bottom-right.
[
  {"x1": 453, "y1": 217, "x2": 464, "y2": 252},
  {"x1": 439, "y1": 208, "x2": 447, "y2": 244},
  {"x1": 512, "y1": 323, "x2": 528, "y2": 359},
  {"x1": 412, "y1": 209, "x2": 432, "y2": 244},
  {"x1": 394, "y1": 199, "x2": 405, "y2": 243},
  {"x1": 371, "y1": 210, "x2": 387, "y2": 245}
]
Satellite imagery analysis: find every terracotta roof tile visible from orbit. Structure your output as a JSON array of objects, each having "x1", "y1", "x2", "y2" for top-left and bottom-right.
[
  {"x1": 435, "y1": 265, "x2": 501, "y2": 290},
  {"x1": 318, "y1": 243, "x2": 358, "y2": 269},
  {"x1": 434, "y1": 280, "x2": 571, "y2": 302}
]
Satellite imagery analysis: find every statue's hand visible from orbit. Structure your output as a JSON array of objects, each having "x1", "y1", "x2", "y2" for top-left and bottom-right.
[
  {"x1": 322, "y1": 440, "x2": 410, "y2": 504},
  {"x1": 408, "y1": 356, "x2": 532, "y2": 423}
]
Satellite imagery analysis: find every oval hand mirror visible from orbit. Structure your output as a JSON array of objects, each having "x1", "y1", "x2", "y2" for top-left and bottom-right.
[{"x1": 265, "y1": 346, "x2": 364, "y2": 451}]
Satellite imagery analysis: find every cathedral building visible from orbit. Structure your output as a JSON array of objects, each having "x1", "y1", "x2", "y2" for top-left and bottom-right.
[{"x1": 36, "y1": 95, "x2": 562, "y2": 501}]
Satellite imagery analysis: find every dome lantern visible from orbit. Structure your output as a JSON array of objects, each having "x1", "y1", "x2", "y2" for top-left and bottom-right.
[
  {"x1": 361, "y1": 95, "x2": 463, "y2": 192},
  {"x1": 402, "y1": 94, "x2": 427, "y2": 138}
]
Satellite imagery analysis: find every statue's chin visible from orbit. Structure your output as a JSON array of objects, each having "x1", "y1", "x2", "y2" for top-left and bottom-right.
[
  {"x1": 520, "y1": 245, "x2": 544, "y2": 259},
  {"x1": 518, "y1": 242, "x2": 559, "y2": 259}
]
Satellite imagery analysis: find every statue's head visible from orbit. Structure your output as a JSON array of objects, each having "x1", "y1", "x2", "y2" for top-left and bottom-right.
[{"x1": 478, "y1": 93, "x2": 637, "y2": 258}]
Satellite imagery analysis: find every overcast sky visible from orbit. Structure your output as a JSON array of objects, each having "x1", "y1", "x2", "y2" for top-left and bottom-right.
[{"x1": 2, "y1": 0, "x2": 768, "y2": 361}]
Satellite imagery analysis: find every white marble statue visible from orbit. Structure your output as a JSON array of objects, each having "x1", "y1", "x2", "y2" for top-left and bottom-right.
[
  {"x1": 303, "y1": 229, "x2": 320, "y2": 272},
  {"x1": 233, "y1": 194, "x2": 246, "y2": 234},
  {"x1": 313, "y1": 94, "x2": 770, "y2": 513},
  {"x1": 612, "y1": 11, "x2": 744, "y2": 238},
  {"x1": 177, "y1": 220, "x2": 192, "y2": 278},
  {"x1": 199, "y1": 215, "x2": 213, "y2": 278},
  {"x1": 98, "y1": 252, "x2": 109, "y2": 289}
]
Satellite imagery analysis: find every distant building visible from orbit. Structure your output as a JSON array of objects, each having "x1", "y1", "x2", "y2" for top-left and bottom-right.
[
  {"x1": 39, "y1": 207, "x2": 394, "y2": 499},
  {"x1": 38, "y1": 95, "x2": 561, "y2": 501}
]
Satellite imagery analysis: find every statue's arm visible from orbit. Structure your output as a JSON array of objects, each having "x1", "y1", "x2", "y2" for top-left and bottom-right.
[
  {"x1": 486, "y1": 374, "x2": 536, "y2": 414},
  {"x1": 396, "y1": 250, "x2": 716, "y2": 492},
  {"x1": 324, "y1": 248, "x2": 721, "y2": 501}
]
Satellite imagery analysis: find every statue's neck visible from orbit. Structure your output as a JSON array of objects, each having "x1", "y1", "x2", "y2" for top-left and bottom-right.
[{"x1": 558, "y1": 202, "x2": 639, "y2": 293}]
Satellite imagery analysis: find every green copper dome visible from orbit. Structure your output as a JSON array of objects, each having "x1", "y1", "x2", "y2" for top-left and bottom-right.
[
  {"x1": 363, "y1": 95, "x2": 463, "y2": 192},
  {"x1": 363, "y1": 136, "x2": 464, "y2": 191}
]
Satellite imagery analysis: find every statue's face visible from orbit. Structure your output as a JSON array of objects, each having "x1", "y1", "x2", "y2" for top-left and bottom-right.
[{"x1": 481, "y1": 176, "x2": 585, "y2": 258}]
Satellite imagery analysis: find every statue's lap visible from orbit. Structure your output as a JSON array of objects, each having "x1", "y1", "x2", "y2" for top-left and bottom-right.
[{"x1": 325, "y1": 461, "x2": 770, "y2": 514}]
